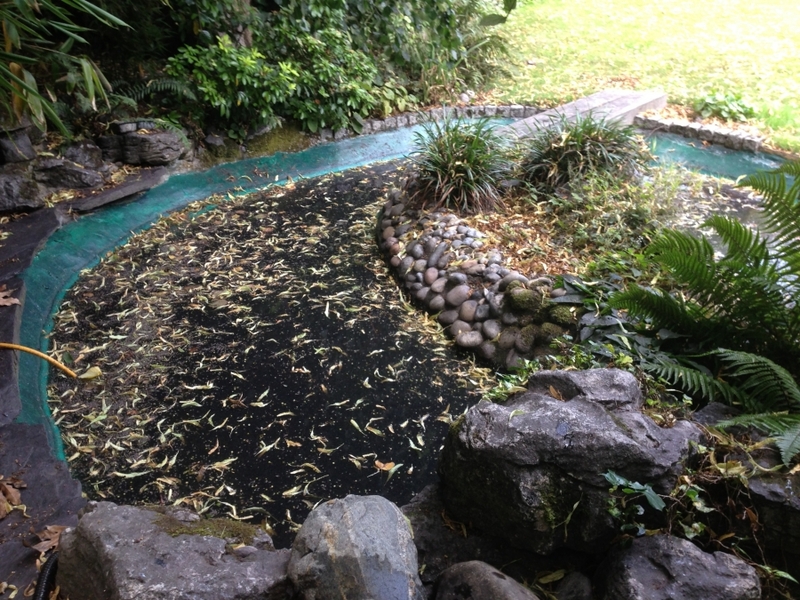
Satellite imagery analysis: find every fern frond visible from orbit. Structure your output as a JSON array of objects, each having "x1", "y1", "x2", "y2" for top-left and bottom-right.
[
  {"x1": 716, "y1": 411, "x2": 800, "y2": 434},
  {"x1": 643, "y1": 359, "x2": 745, "y2": 406},
  {"x1": 717, "y1": 412, "x2": 800, "y2": 465},
  {"x1": 118, "y1": 78, "x2": 197, "y2": 102},
  {"x1": 703, "y1": 215, "x2": 771, "y2": 271},
  {"x1": 712, "y1": 349, "x2": 800, "y2": 412},
  {"x1": 776, "y1": 424, "x2": 800, "y2": 466},
  {"x1": 608, "y1": 284, "x2": 702, "y2": 334},
  {"x1": 739, "y1": 161, "x2": 800, "y2": 252}
]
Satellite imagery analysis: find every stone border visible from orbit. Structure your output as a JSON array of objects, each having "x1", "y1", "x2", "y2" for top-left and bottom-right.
[
  {"x1": 634, "y1": 114, "x2": 764, "y2": 152},
  {"x1": 378, "y1": 186, "x2": 585, "y2": 370}
]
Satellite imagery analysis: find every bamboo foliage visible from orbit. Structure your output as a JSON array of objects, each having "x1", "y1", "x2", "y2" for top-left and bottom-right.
[{"x1": 1, "y1": 0, "x2": 127, "y2": 133}]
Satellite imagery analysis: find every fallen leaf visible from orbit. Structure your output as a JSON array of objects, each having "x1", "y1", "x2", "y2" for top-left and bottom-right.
[
  {"x1": 30, "y1": 525, "x2": 68, "y2": 554},
  {"x1": 0, "y1": 483, "x2": 21, "y2": 506},
  {"x1": 549, "y1": 385, "x2": 564, "y2": 401},
  {"x1": 78, "y1": 366, "x2": 103, "y2": 380},
  {"x1": 0, "y1": 285, "x2": 20, "y2": 307}
]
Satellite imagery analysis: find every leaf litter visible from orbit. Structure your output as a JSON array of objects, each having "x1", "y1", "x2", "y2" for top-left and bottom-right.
[{"x1": 47, "y1": 161, "x2": 494, "y2": 547}]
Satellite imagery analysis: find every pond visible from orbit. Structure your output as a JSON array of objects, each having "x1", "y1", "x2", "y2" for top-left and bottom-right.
[{"x1": 25, "y1": 120, "x2": 783, "y2": 547}]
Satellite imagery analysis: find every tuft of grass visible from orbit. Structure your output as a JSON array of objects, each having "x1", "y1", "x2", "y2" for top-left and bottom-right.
[
  {"x1": 408, "y1": 114, "x2": 512, "y2": 214},
  {"x1": 519, "y1": 113, "x2": 650, "y2": 191}
]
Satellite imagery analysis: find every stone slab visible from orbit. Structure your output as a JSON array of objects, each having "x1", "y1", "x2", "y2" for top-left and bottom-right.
[
  {"x1": 69, "y1": 167, "x2": 169, "y2": 213},
  {"x1": 500, "y1": 89, "x2": 667, "y2": 139}
]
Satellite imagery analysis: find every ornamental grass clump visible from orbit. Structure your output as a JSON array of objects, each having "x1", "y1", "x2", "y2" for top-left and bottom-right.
[
  {"x1": 408, "y1": 114, "x2": 512, "y2": 214},
  {"x1": 520, "y1": 113, "x2": 650, "y2": 191}
]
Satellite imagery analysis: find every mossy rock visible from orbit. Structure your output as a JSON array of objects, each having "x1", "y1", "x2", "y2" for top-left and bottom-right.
[
  {"x1": 548, "y1": 305, "x2": 577, "y2": 327},
  {"x1": 539, "y1": 321, "x2": 566, "y2": 342},
  {"x1": 519, "y1": 324, "x2": 537, "y2": 349},
  {"x1": 508, "y1": 287, "x2": 550, "y2": 317},
  {"x1": 155, "y1": 513, "x2": 259, "y2": 545},
  {"x1": 505, "y1": 280, "x2": 525, "y2": 292}
]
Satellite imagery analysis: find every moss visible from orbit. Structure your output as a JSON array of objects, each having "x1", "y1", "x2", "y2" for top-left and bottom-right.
[
  {"x1": 508, "y1": 287, "x2": 550, "y2": 317},
  {"x1": 246, "y1": 124, "x2": 310, "y2": 156},
  {"x1": 505, "y1": 280, "x2": 524, "y2": 292},
  {"x1": 200, "y1": 124, "x2": 310, "y2": 168},
  {"x1": 449, "y1": 413, "x2": 466, "y2": 436},
  {"x1": 548, "y1": 305, "x2": 576, "y2": 327},
  {"x1": 519, "y1": 324, "x2": 537, "y2": 348},
  {"x1": 539, "y1": 322, "x2": 565, "y2": 342},
  {"x1": 155, "y1": 513, "x2": 259, "y2": 545}
]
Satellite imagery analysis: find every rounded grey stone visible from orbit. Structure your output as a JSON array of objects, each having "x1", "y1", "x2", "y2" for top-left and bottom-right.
[
  {"x1": 475, "y1": 303, "x2": 491, "y2": 321},
  {"x1": 482, "y1": 319, "x2": 501, "y2": 340},
  {"x1": 448, "y1": 272, "x2": 468, "y2": 285},
  {"x1": 436, "y1": 252, "x2": 454, "y2": 269},
  {"x1": 459, "y1": 300, "x2": 478, "y2": 322},
  {"x1": 424, "y1": 267, "x2": 439, "y2": 286},
  {"x1": 415, "y1": 287, "x2": 430, "y2": 302},
  {"x1": 500, "y1": 272, "x2": 529, "y2": 291},
  {"x1": 431, "y1": 278, "x2": 448, "y2": 294},
  {"x1": 413, "y1": 259, "x2": 427, "y2": 272},
  {"x1": 438, "y1": 310, "x2": 460, "y2": 326},
  {"x1": 428, "y1": 294, "x2": 446, "y2": 312},
  {"x1": 446, "y1": 284, "x2": 471, "y2": 307},
  {"x1": 498, "y1": 328, "x2": 518, "y2": 349},
  {"x1": 390, "y1": 255, "x2": 401, "y2": 268},
  {"x1": 501, "y1": 312, "x2": 519, "y2": 325},
  {"x1": 455, "y1": 330, "x2": 484, "y2": 348},
  {"x1": 450, "y1": 320, "x2": 472, "y2": 337},
  {"x1": 399, "y1": 256, "x2": 414, "y2": 276},
  {"x1": 479, "y1": 341, "x2": 497, "y2": 361},
  {"x1": 408, "y1": 242, "x2": 425, "y2": 259}
]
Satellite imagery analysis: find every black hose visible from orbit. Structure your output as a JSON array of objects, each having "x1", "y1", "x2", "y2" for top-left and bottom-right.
[{"x1": 33, "y1": 552, "x2": 58, "y2": 600}]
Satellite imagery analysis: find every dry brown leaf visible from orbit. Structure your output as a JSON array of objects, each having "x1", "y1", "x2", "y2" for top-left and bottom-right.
[
  {"x1": 0, "y1": 285, "x2": 20, "y2": 307},
  {"x1": 30, "y1": 525, "x2": 68, "y2": 554},
  {"x1": 0, "y1": 482, "x2": 21, "y2": 506},
  {"x1": 549, "y1": 385, "x2": 564, "y2": 401}
]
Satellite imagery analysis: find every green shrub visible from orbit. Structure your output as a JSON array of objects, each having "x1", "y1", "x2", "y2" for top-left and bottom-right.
[
  {"x1": 166, "y1": 35, "x2": 296, "y2": 139},
  {"x1": 694, "y1": 91, "x2": 756, "y2": 122},
  {"x1": 519, "y1": 113, "x2": 650, "y2": 191},
  {"x1": 259, "y1": 23, "x2": 379, "y2": 133},
  {"x1": 409, "y1": 114, "x2": 512, "y2": 214}
]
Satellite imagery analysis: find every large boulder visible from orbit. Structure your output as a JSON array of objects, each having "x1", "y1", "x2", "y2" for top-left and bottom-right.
[
  {"x1": 439, "y1": 369, "x2": 701, "y2": 554},
  {"x1": 434, "y1": 561, "x2": 540, "y2": 600},
  {"x1": 0, "y1": 127, "x2": 36, "y2": 163},
  {"x1": 288, "y1": 495, "x2": 425, "y2": 600},
  {"x1": 57, "y1": 502, "x2": 291, "y2": 600},
  {"x1": 121, "y1": 131, "x2": 186, "y2": 166},
  {"x1": 0, "y1": 169, "x2": 42, "y2": 212},
  {"x1": 97, "y1": 130, "x2": 187, "y2": 166},
  {"x1": 598, "y1": 534, "x2": 761, "y2": 600}
]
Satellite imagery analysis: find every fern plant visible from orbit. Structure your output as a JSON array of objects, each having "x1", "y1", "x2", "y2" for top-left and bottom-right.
[
  {"x1": 608, "y1": 161, "x2": 800, "y2": 418},
  {"x1": 717, "y1": 412, "x2": 800, "y2": 466}
]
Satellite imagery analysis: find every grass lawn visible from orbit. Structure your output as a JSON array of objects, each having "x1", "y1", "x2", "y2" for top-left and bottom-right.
[{"x1": 490, "y1": 0, "x2": 800, "y2": 152}]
